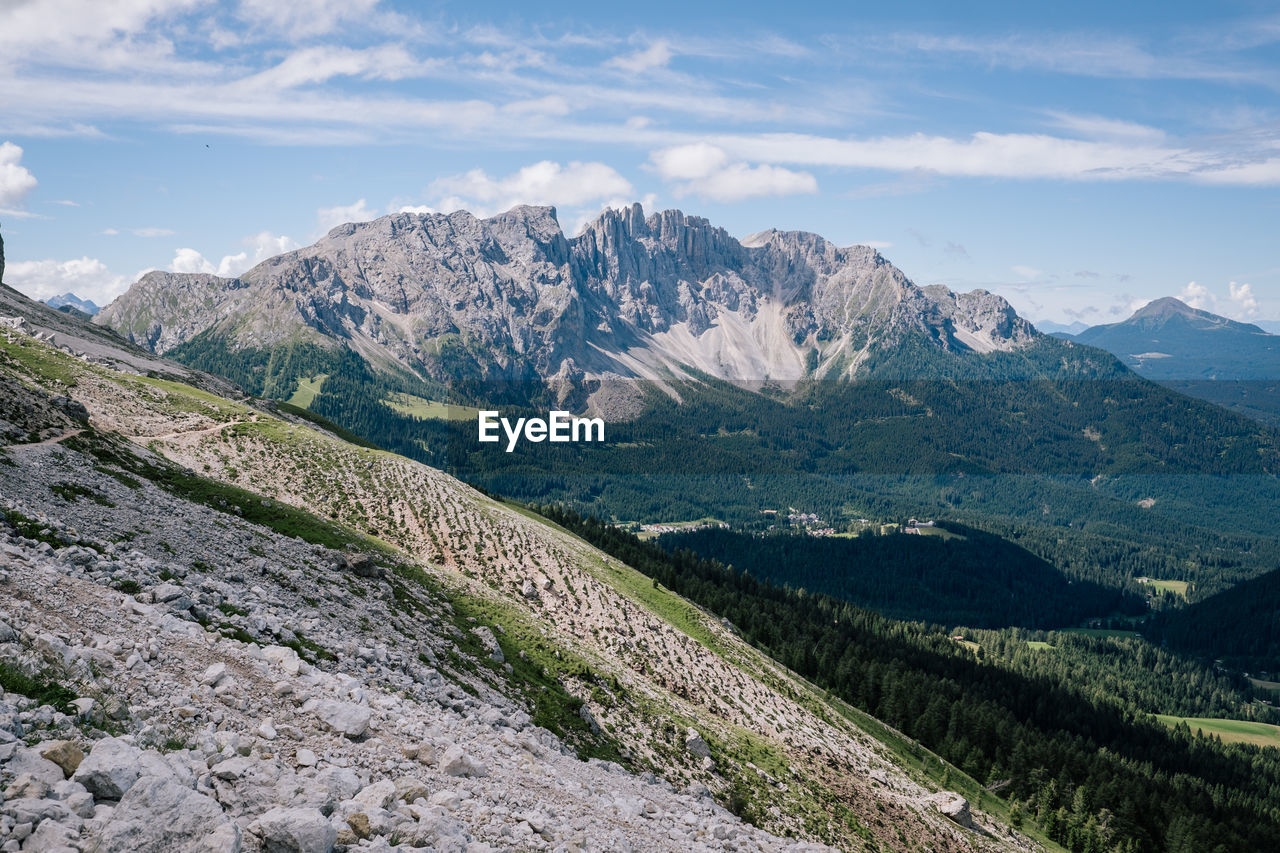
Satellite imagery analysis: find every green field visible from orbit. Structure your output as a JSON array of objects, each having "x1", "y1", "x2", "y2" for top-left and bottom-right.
[
  {"x1": 1249, "y1": 678, "x2": 1280, "y2": 693},
  {"x1": 384, "y1": 392, "x2": 479, "y2": 421},
  {"x1": 1155, "y1": 715, "x2": 1280, "y2": 748},
  {"x1": 1027, "y1": 641, "x2": 1054, "y2": 650},
  {"x1": 912, "y1": 525, "x2": 965, "y2": 541},
  {"x1": 287, "y1": 374, "x2": 327, "y2": 408},
  {"x1": 1141, "y1": 578, "x2": 1190, "y2": 599}
]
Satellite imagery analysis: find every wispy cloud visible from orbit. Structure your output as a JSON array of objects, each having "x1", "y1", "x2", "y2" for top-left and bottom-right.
[
  {"x1": 606, "y1": 40, "x2": 674, "y2": 74},
  {"x1": 904, "y1": 32, "x2": 1277, "y2": 86}
]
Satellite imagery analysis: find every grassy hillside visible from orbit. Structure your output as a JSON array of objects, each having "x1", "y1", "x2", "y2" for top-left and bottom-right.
[{"x1": 1, "y1": 322, "x2": 1035, "y2": 851}]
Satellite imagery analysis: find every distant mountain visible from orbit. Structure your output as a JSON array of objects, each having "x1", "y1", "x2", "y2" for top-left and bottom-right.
[
  {"x1": 44, "y1": 291, "x2": 100, "y2": 316},
  {"x1": 1034, "y1": 319, "x2": 1090, "y2": 336},
  {"x1": 1072, "y1": 297, "x2": 1280, "y2": 423},
  {"x1": 1074, "y1": 297, "x2": 1278, "y2": 378}
]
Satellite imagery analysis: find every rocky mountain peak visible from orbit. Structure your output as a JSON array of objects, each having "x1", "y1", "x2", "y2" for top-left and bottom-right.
[{"x1": 97, "y1": 203, "x2": 1044, "y2": 392}]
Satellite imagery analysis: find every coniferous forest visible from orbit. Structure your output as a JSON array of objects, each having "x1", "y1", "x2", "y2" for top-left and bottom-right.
[{"x1": 540, "y1": 506, "x2": 1280, "y2": 853}]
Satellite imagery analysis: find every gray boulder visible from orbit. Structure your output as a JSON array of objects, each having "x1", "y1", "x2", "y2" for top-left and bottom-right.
[
  {"x1": 255, "y1": 806, "x2": 336, "y2": 853},
  {"x1": 73, "y1": 737, "x2": 174, "y2": 800},
  {"x1": 87, "y1": 775, "x2": 240, "y2": 852},
  {"x1": 314, "y1": 700, "x2": 371, "y2": 738}
]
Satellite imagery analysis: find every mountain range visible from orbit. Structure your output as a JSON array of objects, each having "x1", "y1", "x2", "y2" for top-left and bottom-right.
[{"x1": 96, "y1": 204, "x2": 1043, "y2": 408}]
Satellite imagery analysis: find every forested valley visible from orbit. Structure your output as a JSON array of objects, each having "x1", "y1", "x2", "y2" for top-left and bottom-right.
[{"x1": 540, "y1": 506, "x2": 1280, "y2": 853}]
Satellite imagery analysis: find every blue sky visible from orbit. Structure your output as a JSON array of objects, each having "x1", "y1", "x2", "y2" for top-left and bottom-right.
[{"x1": 1, "y1": 0, "x2": 1279, "y2": 326}]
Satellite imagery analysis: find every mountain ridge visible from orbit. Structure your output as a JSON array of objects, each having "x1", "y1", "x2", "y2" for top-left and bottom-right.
[{"x1": 96, "y1": 204, "x2": 1040, "y2": 400}]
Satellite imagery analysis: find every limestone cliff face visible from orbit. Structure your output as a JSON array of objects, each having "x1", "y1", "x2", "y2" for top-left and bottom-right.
[{"x1": 97, "y1": 204, "x2": 1038, "y2": 386}]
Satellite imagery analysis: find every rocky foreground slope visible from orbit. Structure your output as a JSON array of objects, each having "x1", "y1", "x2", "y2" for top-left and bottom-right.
[{"x1": 1, "y1": 289, "x2": 1042, "y2": 850}]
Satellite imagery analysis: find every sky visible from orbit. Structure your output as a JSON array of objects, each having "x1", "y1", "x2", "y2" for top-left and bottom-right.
[{"x1": 1, "y1": 0, "x2": 1279, "y2": 327}]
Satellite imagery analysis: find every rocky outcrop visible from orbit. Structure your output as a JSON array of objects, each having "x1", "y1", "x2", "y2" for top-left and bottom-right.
[{"x1": 96, "y1": 204, "x2": 1039, "y2": 393}]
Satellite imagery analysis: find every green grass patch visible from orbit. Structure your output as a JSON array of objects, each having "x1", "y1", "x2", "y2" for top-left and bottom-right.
[
  {"x1": 0, "y1": 661, "x2": 78, "y2": 715},
  {"x1": 287, "y1": 374, "x2": 327, "y2": 408},
  {"x1": 1026, "y1": 640, "x2": 1055, "y2": 650},
  {"x1": 0, "y1": 334, "x2": 81, "y2": 386},
  {"x1": 1248, "y1": 677, "x2": 1280, "y2": 693},
  {"x1": 1155, "y1": 715, "x2": 1280, "y2": 748},
  {"x1": 384, "y1": 392, "x2": 479, "y2": 421},
  {"x1": 913, "y1": 525, "x2": 965, "y2": 541},
  {"x1": 0, "y1": 506, "x2": 66, "y2": 547},
  {"x1": 1140, "y1": 578, "x2": 1190, "y2": 599},
  {"x1": 50, "y1": 482, "x2": 114, "y2": 506}
]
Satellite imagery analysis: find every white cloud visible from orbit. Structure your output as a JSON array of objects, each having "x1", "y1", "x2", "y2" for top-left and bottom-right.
[
  {"x1": 607, "y1": 40, "x2": 674, "y2": 74},
  {"x1": 170, "y1": 230, "x2": 300, "y2": 278},
  {"x1": 51, "y1": 199, "x2": 79, "y2": 207},
  {"x1": 682, "y1": 162, "x2": 817, "y2": 202},
  {"x1": 236, "y1": 45, "x2": 424, "y2": 92},
  {"x1": 236, "y1": 0, "x2": 382, "y2": 40},
  {"x1": 650, "y1": 143, "x2": 728, "y2": 181},
  {"x1": 0, "y1": 0, "x2": 202, "y2": 66},
  {"x1": 1180, "y1": 281, "x2": 1213, "y2": 310},
  {"x1": 713, "y1": 131, "x2": 1218, "y2": 182},
  {"x1": 650, "y1": 143, "x2": 817, "y2": 201},
  {"x1": 1172, "y1": 281, "x2": 1265, "y2": 319},
  {"x1": 1045, "y1": 112, "x2": 1167, "y2": 142},
  {"x1": 1012, "y1": 265, "x2": 1044, "y2": 280},
  {"x1": 0, "y1": 141, "x2": 38, "y2": 210},
  {"x1": 1228, "y1": 281, "x2": 1259, "y2": 317},
  {"x1": 316, "y1": 199, "x2": 377, "y2": 232},
  {"x1": 132, "y1": 226, "x2": 175, "y2": 237},
  {"x1": 397, "y1": 204, "x2": 437, "y2": 215},
  {"x1": 905, "y1": 33, "x2": 1260, "y2": 85},
  {"x1": 430, "y1": 161, "x2": 633, "y2": 217},
  {"x1": 4, "y1": 257, "x2": 135, "y2": 305},
  {"x1": 102, "y1": 228, "x2": 120, "y2": 236},
  {"x1": 171, "y1": 247, "x2": 216, "y2": 275}
]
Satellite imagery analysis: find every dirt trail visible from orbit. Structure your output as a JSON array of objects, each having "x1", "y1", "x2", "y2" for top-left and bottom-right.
[
  {"x1": 5, "y1": 428, "x2": 84, "y2": 448},
  {"x1": 126, "y1": 420, "x2": 244, "y2": 442}
]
